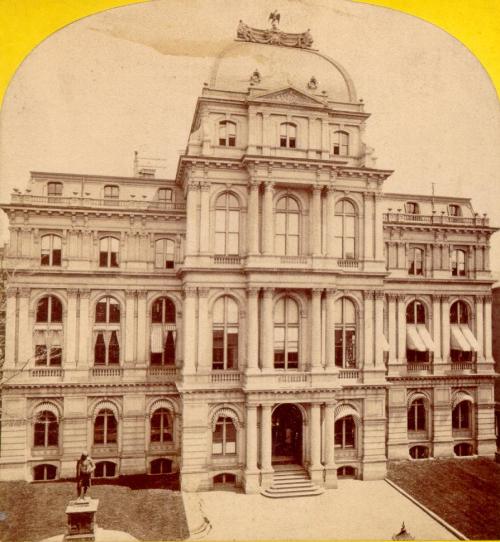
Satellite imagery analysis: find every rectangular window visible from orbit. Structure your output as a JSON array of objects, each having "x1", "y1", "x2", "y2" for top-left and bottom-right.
[
  {"x1": 212, "y1": 423, "x2": 223, "y2": 454},
  {"x1": 35, "y1": 345, "x2": 48, "y2": 366},
  {"x1": 227, "y1": 330, "x2": 238, "y2": 369},
  {"x1": 212, "y1": 330, "x2": 224, "y2": 370},
  {"x1": 49, "y1": 347, "x2": 62, "y2": 366}
]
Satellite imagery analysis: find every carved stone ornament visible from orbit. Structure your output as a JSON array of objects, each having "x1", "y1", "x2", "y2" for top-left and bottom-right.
[
  {"x1": 237, "y1": 19, "x2": 313, "y2": 49},
  {"x1": 258, "y1": 88, "x2": 322, "y2": 106}
]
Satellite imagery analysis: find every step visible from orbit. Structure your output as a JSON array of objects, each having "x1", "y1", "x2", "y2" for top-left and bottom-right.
[{"x1": 262, "y1": 488, "x2": 324, "y2": 498}]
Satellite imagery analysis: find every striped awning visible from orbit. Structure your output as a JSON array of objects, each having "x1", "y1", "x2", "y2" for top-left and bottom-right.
[
  {"x1": 417, "y1": 325, "x2": 435, "y2": 351},
  {"x1": 151, "y1": 325, "x2": 164, "y2": 353},
  {"x1": 334, "y1": 404, "x2": 360, "y2": 421},
  {"x1": 452, "y1": 391, "x2": 474, "y2": 410},
  {"x1": 450, "y1": 325, "x2": 470, "y2": 352},
  {"x1": 406, "y1": 326, "x2": 426, "y2": 352},
  {"x1": 461, "y1": 325, "x2": 479, "y2": 352}
]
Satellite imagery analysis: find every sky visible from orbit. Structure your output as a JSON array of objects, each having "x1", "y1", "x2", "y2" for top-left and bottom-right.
[{"x1": 0, "y1": 0, "x2": 499, "y2": 270}]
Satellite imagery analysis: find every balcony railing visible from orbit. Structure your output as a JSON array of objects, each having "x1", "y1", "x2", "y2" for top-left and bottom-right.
[
  {"x1": 279, "y1": 256, "x2": 308, "y2": 265},
  {"x1": 213, "y1": 255, "x2": 242, "y2": 265},
  {"x1": 91, "y1": 367, "x2": 123, "y2": 377},
  {"x1": 31, "y1": 368, "x2": 64, "y2": 378},
  {"x1": 10, "y1": 193, "x2": 186, "y2": 212},
  {"x1": 338, "y1": 369, "x2": 360, "y2": 379},
  {"x1": 210, "y1": 371, "x2": 242, "y2": 383},
  {"x1": 383, "y1": 212, "x2": 489, "y2": 227},
  {"x1": 407, "y1": 362, "x2": 433, "y2": 374},
  {"x1": 147, "y1": 366, "x2": 177, "y2": 379},
  {"x1": 337, "y1": 259, "x2": 359, "y2": 269},
  {"x1": 277, "y1": 372, "x2": 310, "y2": 383}
]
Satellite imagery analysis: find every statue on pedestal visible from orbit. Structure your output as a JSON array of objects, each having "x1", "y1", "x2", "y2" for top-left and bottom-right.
[{"x1": 76, "y1": 452, "x2": 96, "y2": 501}]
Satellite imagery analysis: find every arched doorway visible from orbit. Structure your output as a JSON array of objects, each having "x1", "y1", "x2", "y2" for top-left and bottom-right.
[{"x1": 272, "y1": 404, "x2": 303, "y2": 465}]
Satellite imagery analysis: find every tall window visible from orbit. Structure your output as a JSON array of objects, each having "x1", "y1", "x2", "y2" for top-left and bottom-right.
[
  {"x1": 34, "y1": 411, "x2": 58, "y2": 447},
  {"x1": 450, "y1": 301, "x2": 474, "y2": 363},
  {"x1": 450, "y1": 300, "x2": 468, "y2": 325},
  {"x1": 408, "y1": 247, "x2": 424, "y2": 276},
  {"x1": 212, "y1": 296, "x2": 239, "y2": 370},
  {"x1": 35, "y1": 296, "x2": 63, "y2": 366},
  {"x1": 94, "y1": 297, "x2": 120, "y2": 365},
  {"x1": 155, "y1": 239, "x2": 175, "y2": 269},
  {"x1": 406, "y1": 300, "x2": 429, "y2": 363},
  {"x1": 158, "y1": 188, "x2": 173, "y2": 202},
  {"x1": 335, "y1": 297, "x2": 356, "y2": 368},
  {"x1": 41, "y1": 235, "x2": 62, "y2": 266},
  {"x1": 335, "y1": 416, "x2": 356, "y2": 448},
  {"x1": 333, "y1": 130, "x2": 349, "y2": 155},
  {"x1": 47, "y1": 182, "x2": 63, "y2": 197},
  {"x1": 214, "y1": 193, "x2": 240, "y2": 255},
  {"x1": 151, "y1": 297, "x2": 176, "y2": 366},
  {"x1": 405, "y1": 202, "x2": 419, "y2": 214},
  {"x1": 275, "y1": 196, "x2": 300, "y2": 256},
  {"x1": 36, "y1": 295, "x2": 62, "y2": 323},
  {"x1": 274, "y1": 297, "x2": 299, "y2": 369},
  {"x1": 406, "y1": 300, "x2": 425, "y2": 324},
  {"x1": 99, "y1": 237, "x2": 119, "y2": 268},
  {"x1": 219, "y1": 121, "x2": 236, "y2": 146},
  {"x1": 94, "y1": 409, "x2": 117, "y2": 445},
  {"x1": 334, "y1": 199, "x2": 356, "y2": 259},
  {"x1": 452, "y1": 401, "x2": 470, "y2": 430},
  {"x1": 451, "y1": 249, "x2": 466, "y2": 277},
  {"x1": 150, "y1": 408, "x2": 173, "y2": 443},
  {"x1": 212, "y1": 416, "x2": 236, "y2": 455},
  {"x1": 407, "y1": 398, "x2": 426, "y2": 431},
  {"x1": 280, "y1": 122, "x2": 296, "y2": 148},
  {"x1": 103, "y1": 185, "x2": 119, "y2": 200}
]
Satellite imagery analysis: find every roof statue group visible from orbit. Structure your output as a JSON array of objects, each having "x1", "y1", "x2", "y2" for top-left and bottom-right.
[{"x1": 237, "y1": 11, "x2": 313, "y2": 49}]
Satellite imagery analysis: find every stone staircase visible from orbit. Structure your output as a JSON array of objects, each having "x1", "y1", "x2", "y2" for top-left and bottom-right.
[{"x1": 261, "y1": 465, "x2": 324, "y2": 498}]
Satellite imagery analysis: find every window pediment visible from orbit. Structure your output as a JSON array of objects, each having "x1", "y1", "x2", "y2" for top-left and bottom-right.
[{"x1": 251, "y1": 87, "x2": 326, "y2": 107}]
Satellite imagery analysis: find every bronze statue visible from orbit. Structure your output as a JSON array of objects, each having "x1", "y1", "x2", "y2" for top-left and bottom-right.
[{"x1": 76, "y1": 452, "x2": 96, "y2": 500}]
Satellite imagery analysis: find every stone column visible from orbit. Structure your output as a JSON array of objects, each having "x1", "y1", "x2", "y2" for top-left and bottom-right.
[
  {"x1": 65, "y1": 289, "x2": 78, "y2": 367},
  {"x1": 324, "y1": 402, "x2": 337, "y2": 488},
  {"x1": 260, "y1": 405, "x2": 273, "y2": 480},
  {"x1": 325, "y1": 187, "x2": 336, "y2": 257},
  {"x1": 387, "y1": 294, "x2": 397, "y2": 364},
  {"x1": 325, "y1": 288, "x2": 336, "y2": 369},
  {"x1": 483, "y1": 294, "x2": 493, "y2": 360},
  {"x1": 124, "y1": 291, "x2": 136, "y2": 364},
  {"x1": 185, "y1": 181, "x2": 199, "y2": 255},
  {"x1": 374, "y1": 194, "x2": 384, "y2": 261},
  {"x1": 262, "y1": 181, "x2": 274, "y2": 255},
  {"x1": 78, "y1": 289, "x2": 90, "y2": 368},
  {"x1": 136, "y1": 291, "x2": 148, "y2": 366},
  {"x1": 363, "y1": 290, "x2": 374, "y2": 367},
  {"x1": 244, "y1": 405, "x2": 260, "y2": 493},
  {"x1": 432, "y1": 296, "x2": 442, "y2": 364},
  {"x1": 182, "y1": 287, "x2": 197, "y2": 374},
  {"x1": 374, "y1": 291, "x2": 384, "y2": 368},
  {"x1": 475, "y1": 295, "x2": 484, "y2": 360},
  {"x1": 246, "y1": 288, "x2": 259, "y2": 371},
  {"x1": 310, "y1": 289, "x2": 322, "y2": 370},
  {"x1": 4, "y1": 288, "x2": 17, "y2": 369},
  {"x1": 397, "y1": 294, "x2": 406, "y2": 363},
  {"x1": 199, "y1": 182, "x2": 210, "y2": 254},
  {"x1": 309, "y1": 403, "x2": 322, "y2": 482},
  {"x1": 441, "y1": 296, "x2": 450, "y2": 362},
  {"x1": 247, "y1": 180, "x2": 260, "y2": 256},
  {"x1": 17, "y1": 288, "x2": 31, "y2": 366},
  {"x1": 261, "y1": 288, "x2": 274, "y2": 370},
  {"x1": 197, "y1": 288, "x2": 210, "y2": 371},
  {"x1": 364, "y1": 193, "x2": 374, "y2": 261},
  {"x1": 311, "y1": 185, "x2": 323, "y2": 256}
]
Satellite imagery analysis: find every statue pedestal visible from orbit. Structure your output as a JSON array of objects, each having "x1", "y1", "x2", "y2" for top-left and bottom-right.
[{"x1": 64, "y1": 498, "x2": 99, "y2": 542}]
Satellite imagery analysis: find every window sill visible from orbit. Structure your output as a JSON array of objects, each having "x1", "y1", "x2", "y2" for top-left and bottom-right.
[{"x1": 32, "y1": 447, "x2": 60, "y2": 457}]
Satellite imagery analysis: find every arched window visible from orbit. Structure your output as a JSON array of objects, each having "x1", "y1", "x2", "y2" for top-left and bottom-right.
[
  {"x1": 47, "y1": 182, "x2": 63, "y2": 197},
  {"x1": 452, "y1": 401, "x2": 471, "y2": 430},
  {"x1": 407, "y1": 398, "x2": 426, "y2": 432},
  {"x1": 151, "y1": 408, "x2": 173, "y2": 443},
  {"x1": 406, "y1": 301, "x2": 432, "y2": 363},
  {"x1": 212, "y1": 416, "x2": 236, "y2": 455},
  {"x1": 279, "y1": 122, "x2": 296, "y2": 148},
  {"x1": 215, "y1": 193, "x2": 240, "y2": 255},
  {"x1": 94, "y1": 297, "x2": 120, "y2": 365},
  {"x1": 450, "y1": 301, "x2": 476, "y2": 363},
  {"x1": 275, "y1": 196, "x2": 300, "y2": 256},
  {"x1": 34, "y1": 411, "x2": 58, "y2": 447},
  {"x1": 103, "y1": 185, "x2": 119, "y2": 200},
  {"x1": 333, "y1": 130, "x2": 349, "y2": 155},
  {"x1": 451, "y1": 249, "x2": 466, "y2": 277},
  {"x1": 99, "y1": 237, "x2": 119, "y2": 268},
  {"x1": 94, "y1": 461, "x2": 116, "y2": 478},
  {"x1": 408, "y1": 247, "x2": 424, "y2": 276},
  {"x1": 335, "y1": 416, "x2": 356, "y2": 448},
  {"x1": 95, "y1": 297, "x2": 120, "y2": 323},
  {"x1": 219, "y1": 121, "x2": 236, "y2": 147},
  {"x1": 409, "y1": 445, "x2": 429, "y2": 459},
  {"x1": 274, "y1": 297, "x2": 299, "y2": 369},
  {"x1": 454, "y1": 443, "x2": 473, "y2": 456},
  {"x1": 41, "y1": 235, "x2": 62, "y2": 266},
  {"x1": 405, "y1": 202, "x2": 419, "y2": 215},
  {"x1": 94, "y1": 409, "x2": 117, "y2": 445},
  {"x1": 334, "y1": 199, "x2": 356, "y2": 259},
  {"x1": 36, "y1": 295, "x2": 63, "y2": 323},
  {"x1": 212, "y1": 296, "x2": 239, "y2": 370},
  {"x1": 335, "y1": 297, "x2": 356, "y2": 368},
  {"x1": 33, "y1": 464, "x2": 57, "y2": 481},
  {"x1": 406, "y1": 300, "x2": 425, "y2": 324},
  {"x1": 155, "y1": 239, "x2": 175, "y2": 269},
  {"x1": 151, "y1": 297, "x2": 176, "y2": 366},
  {"x1": 150, "y1": 458, "x2": 172, "y2": 474}
]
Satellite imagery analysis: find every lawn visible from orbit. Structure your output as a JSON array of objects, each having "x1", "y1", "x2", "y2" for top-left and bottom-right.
[
  {"x1": 387, "y1": 457, "x2": 500, "y2": 540},
  {"x1": 0, "y1": 475, "x2": 189, "y2": 542}
]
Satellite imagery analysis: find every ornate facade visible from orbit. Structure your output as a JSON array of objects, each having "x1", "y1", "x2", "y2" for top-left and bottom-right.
[{"x1": 0, "y1": 20, "x2": 497, "y2": 492}]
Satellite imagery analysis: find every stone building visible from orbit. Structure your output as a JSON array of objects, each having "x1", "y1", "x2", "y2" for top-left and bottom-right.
[{"x1": 0, "y1": 18, "x2": 497, "y2": 494}]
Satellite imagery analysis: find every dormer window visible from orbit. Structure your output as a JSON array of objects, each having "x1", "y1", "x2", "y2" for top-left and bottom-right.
[
  {"x1": 104, "y1": 185, "x2": 119, "y2": 200},
  {"x1": 158, "y1": 188, "x2": 173, "y2": 202},
  {"x1": 448, "y1": 204, "x2": 461, "y2": 217},
  {"x1": 47, "y1": 182, "x2": 63, "y2": 197},
  {"x1": 333, "y1": 131, "x2": 349, "y2": 156},
  {"x1": 219, "y1": 121, "x2": 236, "y2": 147},
  {"x1": 280, "y1": 123, "x2": 296, "y2": 148},
  {"x1": 405, "y1": 202, "x2": 419, "y2": 215}
]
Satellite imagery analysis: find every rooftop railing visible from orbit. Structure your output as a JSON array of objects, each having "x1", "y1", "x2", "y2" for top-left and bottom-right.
[
  {"x1": 383, "y1": 212, "x2": 489, "y2": 227},
  {"x1": 9, "y1": 193, "x2": 186, "y2": 212}
]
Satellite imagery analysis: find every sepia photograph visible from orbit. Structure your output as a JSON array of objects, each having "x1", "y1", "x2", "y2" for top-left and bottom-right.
[{"x1": 0, "y1": 0, "x2": 499, "y2": 540}]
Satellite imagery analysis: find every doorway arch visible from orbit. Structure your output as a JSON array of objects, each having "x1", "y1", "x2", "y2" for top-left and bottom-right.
[{"x1": 272, "y1": 403, "x2": 303, "y2": 465}]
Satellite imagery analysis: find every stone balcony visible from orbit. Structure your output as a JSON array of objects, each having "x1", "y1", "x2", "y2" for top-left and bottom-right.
[{"x1": 383, "y1": 211, "x2": 489, "y2": 228}]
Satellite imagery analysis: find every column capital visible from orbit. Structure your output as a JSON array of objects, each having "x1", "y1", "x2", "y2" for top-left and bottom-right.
[
  {"x1": 483, "y1": 294, "x2": 493, "y2": 304},
  {"x1": 439, "y1": 294, "x2": 450, "y2": 303},
  {"x1": 125, "y1": 289, "x2": 136, "y2": 299},
  {"x1": 18, "y1": 287, "x2": 30, "y2": 298},
  {"x1": 67, "y1": 288, "x2": 79, "y2": 298},
  {"x1": 386, "y1": 292, "x2": 398, "y2": 302},
  {"x1": 262, "y1": 287, "x2": 275, "y2": 299},
  {"x1": 374, "y1": 290, "x2": 385, "y2": 301},
  {"x1": 311, "y1": 288, "x2": 323, "y2": 297},
  {"x1": 247, "y1": 287, "x2": 260, "y2": 297},
  {"x1": 363, "y1": 289, "x2": 375, "y2": 300},
  {"x1": 183, "y1": 287, "x2": 198, "y2": 299},
  {"x1": 79, "y1": 288, "x2": 91, "y2": 299},
  {"x1": 136, "y1": 290, "x2": 148, "y2": 299},
  {"x1": 198, "y1": 287, "x2": 210, "y2": 298},
  {"x1": 263, "y1": 180, "x2": 274, "y2": 192},
  {"x1": 325, "y1": 288, "x2": 336, "y2": 298},
  {"x1": 311, "y1": 184, "x2": 324, "y2": 194},
  {"x1": 396, "y1": 294, "x2": 406, "y2": 302},
  {"x1": 187, "y1": 180, "x2": 200, "y2": 190},
  {"x1": 6, "y1": 287, "x2": 17, "y2": 298},
  {"x1": 325, "y1": 184, "x2": 335, "y2": 194},
  {"x1": 248, "y1": 178, "x2": 261, "y2": 190},
  {"x1": 200, "y1": 181, "x2": 211, "y2": 192}
]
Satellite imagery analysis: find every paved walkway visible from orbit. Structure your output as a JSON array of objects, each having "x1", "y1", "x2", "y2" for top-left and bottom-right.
[
  {"x1": 184, "y1": 479, "x2": 458, "y2": 540},
  {"x1": 41, "y1": 527, "x2": 138, "y2": 542}
]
